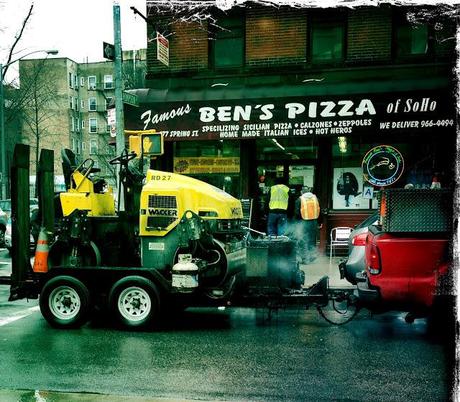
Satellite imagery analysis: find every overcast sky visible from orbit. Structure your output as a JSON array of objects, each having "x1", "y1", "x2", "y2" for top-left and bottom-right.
[{"x1": 1, "y1": 0, "x2": 147, "y2": 80}]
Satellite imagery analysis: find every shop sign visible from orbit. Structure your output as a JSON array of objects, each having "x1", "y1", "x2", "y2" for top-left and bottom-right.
[
  {"x1": 173, "y1": 157, "x2": 240, "y2": 174},
  {"x1": 156, "y1": 32, "x2": 169, "y2": 67},
  {"x1": 124, "y1": 90, "x2": 455, "y2": 141},
  {"x1": 362, "y1": 145, "x2": 404, "y2": 187},
  {"x1": 107, "y1": 107, "x2": 116, "y2": 125}
]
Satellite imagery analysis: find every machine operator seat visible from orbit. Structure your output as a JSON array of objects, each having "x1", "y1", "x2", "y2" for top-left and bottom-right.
[{"x1": 61, "y1": 148, "x2": 104, "y2": 192}]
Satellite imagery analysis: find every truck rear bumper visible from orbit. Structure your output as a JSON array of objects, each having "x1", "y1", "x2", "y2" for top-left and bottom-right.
[{"x1": 357, "y1": 277, "x2": 380, "y2": 304}]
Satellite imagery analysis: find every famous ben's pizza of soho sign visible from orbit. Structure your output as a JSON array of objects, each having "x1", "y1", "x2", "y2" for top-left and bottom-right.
[{"x1": 124, "y1": 90, "x2": 455, "y2": 141}]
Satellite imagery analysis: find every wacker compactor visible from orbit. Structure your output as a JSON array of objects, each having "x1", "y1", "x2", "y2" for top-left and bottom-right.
[{"x1": 6, "y1": 133, "x2": 357, "y2": 329}]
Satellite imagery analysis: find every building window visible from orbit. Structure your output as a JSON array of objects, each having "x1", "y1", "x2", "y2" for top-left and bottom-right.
[
  {"x1": 394, "y1": 11, "x2": 430, "y2": 58},
  {"x1": 80, "y1": 77, "x2": 85, "y2": 87},
  {"x1": 89, "y1": 138, "x2": 98, "y2": 154},
  {"x1": 71, "y1": 117, "x2": 75, "y2": 132},
  {"x1": 309, "y1": 11, "x2": 346, "y2": 64},
  {"x1": 88, "y1": 76, "x2": 97, "y2": 90},
  {"x1": 71, "y1": 137, "x2": 76, "y2": 153},
  {"x1": 89, "y1": 118, "x2": 97, "y2": 133},
  {"x1": 89, "y1": 97, "x2": 97, "y2": 111},
  {"x1": 68, "y1": 72, "x2": 73, "y2": 88},
  {"x1": 82, "y1": 142, "x2": 86, "y2": 151},
  {"x1": 104, "y1": 75, "x2": 113, "y2": 89},
  {"x1": 210, "y1": 12, "x2": 245, "y2": 69},
  {"x1": 69, "y1": 96, "x2": 74, "y2": 109},
  {"x1": 74, "y1": 74, "x2": 78, "y2": 89},
  {"x1": 82, "y1": 120, "x2": 85, "y2": 129},
  {"x1": 76, "y1": 117, "x2": 80, "y2": 131},
  {"x1": 81, "y1": 99, "x2": 85, "y2": 110}
]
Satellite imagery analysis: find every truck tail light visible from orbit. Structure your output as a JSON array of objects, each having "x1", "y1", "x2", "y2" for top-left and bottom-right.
[
  {"x1": 367, "y1": 243, "x2": 381, "y2": 275},
  {"x1": 351, "y1": 232, "x2": 367, "y2": 247}
]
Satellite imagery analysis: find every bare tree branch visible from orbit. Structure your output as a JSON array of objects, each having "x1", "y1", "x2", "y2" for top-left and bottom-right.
[{"x1": 2, "y1": 3, "x2": 34, "y2": 78}]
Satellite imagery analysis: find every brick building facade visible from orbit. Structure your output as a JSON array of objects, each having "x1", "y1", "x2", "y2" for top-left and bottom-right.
[{"x1": 124, "y1": 3, "x2": 457, "y2": 250}]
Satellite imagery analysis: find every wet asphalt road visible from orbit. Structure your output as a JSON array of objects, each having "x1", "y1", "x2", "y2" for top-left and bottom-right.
[{"x1": 0, "y1": 252, "x2": 456, "y2": 402}]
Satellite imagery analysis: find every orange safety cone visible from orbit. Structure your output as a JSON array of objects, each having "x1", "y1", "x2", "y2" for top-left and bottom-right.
[{"x1": 33, "y1": 227, "x2": 49, "y2": 273}]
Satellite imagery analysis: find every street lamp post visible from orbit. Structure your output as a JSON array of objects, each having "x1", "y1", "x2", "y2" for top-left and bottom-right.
[{"x1": 0, "y1": 49, "x2": 58, "y2": 199}]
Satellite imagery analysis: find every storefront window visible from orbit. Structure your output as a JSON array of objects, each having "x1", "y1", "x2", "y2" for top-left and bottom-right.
[
  {"x1": 332, "y1": 140, "x2": 377, "y2": 210},
  {"x1": 173, "y1": 140, "x2": 241, "y2": 197}
]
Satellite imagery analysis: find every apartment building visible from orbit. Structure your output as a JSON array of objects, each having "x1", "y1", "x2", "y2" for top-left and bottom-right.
[
  {"x1": 18, "y1": 49, "x2": 146, "y2": 188},
  {"x1": 123, "y1": 3, "x2": 456, "y2": 250}
]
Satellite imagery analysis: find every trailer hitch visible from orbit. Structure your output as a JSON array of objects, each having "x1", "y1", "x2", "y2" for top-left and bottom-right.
[{"x1": 317, "y1": 287, "x2": 360, "y2": 325}]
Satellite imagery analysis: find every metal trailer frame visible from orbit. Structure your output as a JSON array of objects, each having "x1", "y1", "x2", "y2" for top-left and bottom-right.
[{"x1": 4, "y1": 144, "x2": 359, "y2": 328}]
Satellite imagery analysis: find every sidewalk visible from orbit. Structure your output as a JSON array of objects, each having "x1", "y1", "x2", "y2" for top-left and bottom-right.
[{"x1": 301, "y1": 254, "x2": 353, "y2": 289}]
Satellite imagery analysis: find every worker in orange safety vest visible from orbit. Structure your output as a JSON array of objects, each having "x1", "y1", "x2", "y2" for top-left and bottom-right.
[{"x1": 294, "y1": 186, "x2": 322, "y2": 264}]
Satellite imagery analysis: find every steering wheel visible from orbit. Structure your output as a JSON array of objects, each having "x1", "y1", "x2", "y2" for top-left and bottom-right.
[{"x1": 109, "y1": 149, "x2": 137, "y2": 165}]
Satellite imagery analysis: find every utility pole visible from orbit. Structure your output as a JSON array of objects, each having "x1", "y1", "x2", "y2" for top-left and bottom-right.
[
  {"x1": 113, "y1": 3, "x2": 125, "y2": 210},
  {"x1": 0, "y1": 64, "x2": 5, "y2": 199}
]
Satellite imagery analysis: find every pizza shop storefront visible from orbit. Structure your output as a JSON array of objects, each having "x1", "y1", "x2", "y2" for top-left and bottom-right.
[{"x1": 124, "y1": 87, "x2": 456, "y2": 251}]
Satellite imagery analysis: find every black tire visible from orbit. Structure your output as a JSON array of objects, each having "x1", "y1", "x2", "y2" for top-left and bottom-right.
[
  {"x1": 108, "y1": 276, "x2": 160, "y2": 329},
  {"x1": 39, "y1": 275, "x2": 90, "y2": 329}
]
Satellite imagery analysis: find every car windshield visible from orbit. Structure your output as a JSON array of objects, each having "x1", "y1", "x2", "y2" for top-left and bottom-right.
[
  {"x1": 355, "y1": 212, "x2": 379, "y2": 230},
  {"x1": 0, "y1": 200, "x2": 11, "y2": 212},
  {"x1": 0, "y1": 199, "x2": 38, "y2": 213}
]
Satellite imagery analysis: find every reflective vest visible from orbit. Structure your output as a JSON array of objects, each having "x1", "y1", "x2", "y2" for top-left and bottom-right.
[
  {"x1": 300, "y1": 193, "x2": 320, "y2": 220},
  {"x1": 269, "y1": 184, "x2": 289, "y2": 210}
]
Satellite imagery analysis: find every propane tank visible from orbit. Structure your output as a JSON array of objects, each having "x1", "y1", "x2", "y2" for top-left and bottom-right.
[{"x1": 172, "y1": 254, "x2": 199, "y2": 293}]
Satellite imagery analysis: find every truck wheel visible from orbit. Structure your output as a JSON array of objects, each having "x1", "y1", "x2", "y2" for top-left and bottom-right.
[
  {"x1": 109, "y1": 276, "x2": 160, "y2": 329},
  {"x1": 39, "y1": 276, "x2": 90, "y2": 329}
]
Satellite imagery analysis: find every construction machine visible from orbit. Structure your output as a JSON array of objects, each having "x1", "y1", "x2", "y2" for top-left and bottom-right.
[{"x1": 7, "y1": 132, "x2": 357, "y2": 329}]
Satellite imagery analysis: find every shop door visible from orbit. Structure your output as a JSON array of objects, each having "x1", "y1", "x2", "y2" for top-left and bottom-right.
[{"x1": 253, "y1": 163, "x2": 316, "y2": 231}]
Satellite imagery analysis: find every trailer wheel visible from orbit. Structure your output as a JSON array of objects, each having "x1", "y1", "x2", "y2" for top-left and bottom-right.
[
  {"x1": 109, "y1": 276, "x2": 160, "y2": 329},
  {"x1": 39, "y1": 276, "x2": 90, "y2": 329}
]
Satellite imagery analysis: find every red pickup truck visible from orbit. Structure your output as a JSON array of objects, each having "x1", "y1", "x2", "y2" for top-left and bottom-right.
[{"x1": 356, "y1": 189, "x2": 453, "y2": 322}]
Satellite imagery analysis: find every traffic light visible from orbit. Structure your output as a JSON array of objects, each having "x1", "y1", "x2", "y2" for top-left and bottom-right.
[{"x1": 128, "y1": 130, "x2": 164, "y2": 157}]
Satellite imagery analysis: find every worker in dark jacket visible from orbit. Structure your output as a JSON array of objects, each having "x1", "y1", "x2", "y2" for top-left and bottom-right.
[
  {"x1": 294, "y1": 187, "x2": 322, "y2": 263},
  {"x1": 267, "y1": 177, "x2": 290, "y2": 236}
]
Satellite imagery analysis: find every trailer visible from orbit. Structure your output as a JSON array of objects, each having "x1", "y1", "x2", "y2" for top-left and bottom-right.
[{"x1": 5, "y1": 142, "x2": 358, "y2": 329}]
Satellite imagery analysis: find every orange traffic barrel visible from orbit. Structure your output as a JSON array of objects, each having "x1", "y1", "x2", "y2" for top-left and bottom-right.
[{"x1": 33, "y1": 227, "x2": 49, "y2": 273}]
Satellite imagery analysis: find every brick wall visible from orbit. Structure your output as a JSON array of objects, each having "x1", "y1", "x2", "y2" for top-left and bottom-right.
[
  {"x1": 146, "y1": 15, "x2": 208, "y2": 74},
  {"x1": 246, "y1": 6, "x2": 307, "y2": 66},
  {"x1": 146, "y1": 5, "x2": 451, "y2": 76},
  {"x1": 347, "y1": 7, "x2": 392, "y2": 63}
]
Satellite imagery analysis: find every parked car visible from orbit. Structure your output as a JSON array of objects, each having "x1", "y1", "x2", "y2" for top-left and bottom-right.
[
  {"x1": 0, "y1": 198, "x2": 38, "y2": 220},
  {"x1": 339, "y1": 212, "x2": 379, "y2": 285},
  {"x1": 5, "y1": 207, "x2": 39, "y2": 254},
  {"x1": 0, "y1": 207, "x2": 7, "y2": 247}
]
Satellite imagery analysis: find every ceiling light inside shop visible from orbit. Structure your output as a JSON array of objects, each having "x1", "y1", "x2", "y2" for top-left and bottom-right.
[
  {"x1": 338, "y1": 136, "x2": 347, "y2": 153},
  {"x1": 272, "y1": 139, "x2": 285, "y2": 151}
]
